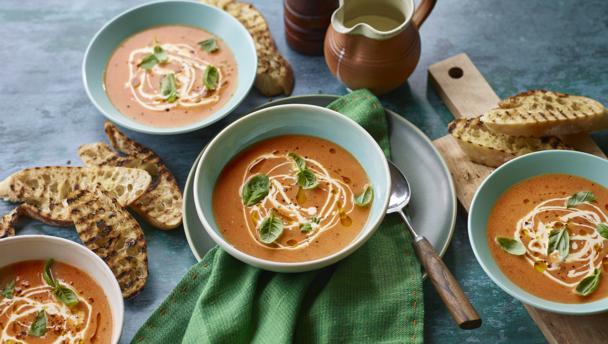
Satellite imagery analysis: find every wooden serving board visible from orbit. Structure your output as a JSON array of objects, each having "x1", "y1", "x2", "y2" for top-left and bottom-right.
[{"x1": 429, "y1": 53, "x2": 608, "y2": 343}]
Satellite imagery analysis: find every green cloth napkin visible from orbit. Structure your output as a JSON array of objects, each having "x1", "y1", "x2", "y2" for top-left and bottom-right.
[{"x1": 132, "y1": 89, "x2": 424, "y2": 344}]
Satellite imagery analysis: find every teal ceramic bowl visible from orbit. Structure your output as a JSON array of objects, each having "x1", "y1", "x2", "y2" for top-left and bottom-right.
[
  {"x1": 469, "y1": 150, "x2": 608, "y2": 314},
  {"x1": 83, "y1": 0, "x2": 257, "y2": 135},
  {"x1": 193, "y1": 104, "x2": 391, "y2": 272}
]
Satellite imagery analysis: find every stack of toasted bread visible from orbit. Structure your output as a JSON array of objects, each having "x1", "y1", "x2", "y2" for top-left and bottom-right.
[
  {"x1": 0, "y1": 123, "x2": 183, "y2": 298},
  {"x1": 449, "y1": 90, "x2": 607, "y2": 167}
]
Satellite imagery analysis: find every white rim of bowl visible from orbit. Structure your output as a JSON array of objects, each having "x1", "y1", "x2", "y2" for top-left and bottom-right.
[
  {"x1": 0, "y1": 234, "x2": 124, "y2": 342},
  {"x1": 193, "y1": 104, "x2": 391, "y2": 271},
  {"x1": 469, "y1": 150, "x2": 608, "y2": 315},
  {"x1": 81, "y1": 0, "x2": 257, "y2": 135}
]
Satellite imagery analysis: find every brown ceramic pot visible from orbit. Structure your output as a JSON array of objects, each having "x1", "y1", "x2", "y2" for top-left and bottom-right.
[
  {"x1": 284, "y1": 0, "x2": 339, "y2": 55},
  {"x1": 324, "y1": 0, "x2": 437, "y2": 95}
]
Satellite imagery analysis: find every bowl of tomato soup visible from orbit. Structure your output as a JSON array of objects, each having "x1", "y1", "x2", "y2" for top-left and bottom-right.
[
  {"x1": 0, "y1": 235, "x2": 123, "y2": 343},
  {"x1": 83, "y1": 1, "x2": 256, "y2": 134},
  {"x1": 470, "y1": 150, "x2": 608, "y2": 314},
  {"x1": 193, "y1": 104, "x2": 390, "y2": 272}
]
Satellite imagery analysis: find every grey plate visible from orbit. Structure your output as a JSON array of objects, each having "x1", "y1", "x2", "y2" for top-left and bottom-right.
[{"x1": 184, "y1": 95, "x2": 457, "y2": 261}]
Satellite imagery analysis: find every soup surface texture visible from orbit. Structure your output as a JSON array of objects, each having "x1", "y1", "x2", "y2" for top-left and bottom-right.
[
  {"x1": 213, "y1": 135, "x2": 373, "y2": 262},
  {"x1": 488, "y1": 174, "x2": 608, "y2": 303},
  {"x1": 104, "y1": 25, "x2": 238, "y2": 128},
  {"x1": 0, "y1": 260, "x2": 112, "y2": 343}
]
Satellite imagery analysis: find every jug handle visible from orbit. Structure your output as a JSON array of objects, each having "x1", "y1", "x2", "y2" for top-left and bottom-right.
[{"x1": 411, "y1": 0, "x2": 437, "y2": 28}]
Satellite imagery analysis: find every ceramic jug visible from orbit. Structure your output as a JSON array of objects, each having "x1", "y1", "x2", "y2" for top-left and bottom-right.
[{"x1": 324, "y1": 0, "x2": 436, "y2": 95}]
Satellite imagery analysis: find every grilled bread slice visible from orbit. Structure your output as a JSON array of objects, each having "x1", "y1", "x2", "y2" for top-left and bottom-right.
[
  {"x1": 0, "y1": 203, "x2": 62, "y2": 237},
  {"x1": 449, "y1": 117, "x2": 570, "y2": 167},
  {"x1": 67, "y1": 189, "x2": 148, "y2": 298},
  {"x1": 78, "y1": 123, "x2": 182, "y2": 230},
  {"x1": 0, "y1": 166, "x2": 151, "y2": 225},
  {"x1": 201, "y1": 0, "x2": 295, "y2": 96},
  {"x1": 480, "y1": 90, "x2": 607, "y2": 137}
]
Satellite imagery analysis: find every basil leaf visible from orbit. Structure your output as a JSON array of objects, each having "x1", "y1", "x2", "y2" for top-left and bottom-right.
[
  {"x1": 288, "y1": 152, "x2": 306, "y2": 170},
  {"x1": 547, "y1": 225, "x2": 569, "y2": 260},
  {"x1": 296, "y1": 169, "x2": 318, "y2": 189},
  {"x1": 258, "y1": 211, "x2": 284, "y2": 244},
  {"x1": 575, "y1": 268, "x2": 602, "y2": 296},
  {"x1": 29, "y1": 310, "x2": 47, "y2": 337},
  {"x1": 354, "y1": 185, "x2": 374, "y2": 207},
  {"x1": 43, "y1": 259, "x2": 56, "y2": 288},
  {"x1": 567, "y1": 191, "x2": 596, "y2": 208},
  {"x1": 242, "y1": 174, "x2": 270, "y2": 206},
  {"x1": 153, "y1": 45, "x2": 168, "y2": 63},
  {"x1": 597, "y1": 223, "x2": 608, "y2": 239},
  {"x1": 495, "y1": 237, "x2": 526, "y2": 255},
  {"x1": 54, "y1": 284, "x2": 79, "y2": 307},
  {"x1": 199, "y1": 38, "x2": 219, "y2": 53},
  {"x1": 2, "y1": 279, "x2": 15, "y2": 299},
  {"x1": 203, "y1": 65, "x2": 219, "y2": 90},
  {"x1": 138, "y1": 54, "x2": 158, "y2": 70},
  {"x1": 300, "y1": 223, "x2": 313, "y2": 233},
  {"x1": 160, "y1": 73, "x2": 178, "y2": 103}
]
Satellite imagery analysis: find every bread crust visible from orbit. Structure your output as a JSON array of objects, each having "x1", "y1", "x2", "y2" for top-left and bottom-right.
[{"x1": 480, "y1": 90, "x2": 607, "y2": 137}]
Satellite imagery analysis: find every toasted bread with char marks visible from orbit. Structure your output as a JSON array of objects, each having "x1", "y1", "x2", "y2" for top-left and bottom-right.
[
  {"x1": 78, "y1": 123, "x2": 182, "y2": 230},
  {"x1": 480, "y1": 90, "x2": 607, "y2": 137},
  {"x1": 0, "y1": 166, "x2": 151, "y2": 225},
  {"x1": 449, "y1": 117, "x2": 570, "y2": 167},
  {"x1": 67, "y1": 189, "x2": 148, "y2": 298}
]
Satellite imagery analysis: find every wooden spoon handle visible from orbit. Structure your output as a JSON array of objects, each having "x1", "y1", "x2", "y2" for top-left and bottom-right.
[{"x1": 413, "y1": 237, "x2": 482, "y2": 329}]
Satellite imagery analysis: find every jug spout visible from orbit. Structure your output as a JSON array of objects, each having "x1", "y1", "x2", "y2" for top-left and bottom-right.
[{"x1": 330, "y1": 0, "x2": 414, "y2": 40}]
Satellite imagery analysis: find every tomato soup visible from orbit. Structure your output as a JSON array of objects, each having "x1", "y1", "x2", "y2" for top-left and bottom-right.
[
  {"x1": 0, "y1": 260, "x2": 112, "y2": 343},
  {"x1": 213, "y1": 135, "x2": 373, "y2": 262},
  {"x1": 104, "y1": 25, "x2": 238, "y2": 128},
  {"x1": 488, "y1": 174, "x2": 608, "y2": 303}
]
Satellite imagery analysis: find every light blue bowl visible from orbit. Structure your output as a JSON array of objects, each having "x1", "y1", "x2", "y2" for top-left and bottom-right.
[
  {"x1": 469, "y1": 150, "x2": 608, "y2": 314},
  {"x1": 193, "y1": 104, "x2": 391, "y2": 272},
  {"x1": 82, "y1": 0, "x2": 257, "y2": 135}
]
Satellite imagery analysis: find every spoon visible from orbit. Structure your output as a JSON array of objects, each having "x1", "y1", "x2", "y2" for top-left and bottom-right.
[{"x1": 387, "y1": 160, "x2": 481, "y2": 330}]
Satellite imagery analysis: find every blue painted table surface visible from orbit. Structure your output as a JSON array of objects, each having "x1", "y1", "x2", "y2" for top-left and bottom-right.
[{"x1": 1, "y1": 0, "x2": 607, "y2": 342}]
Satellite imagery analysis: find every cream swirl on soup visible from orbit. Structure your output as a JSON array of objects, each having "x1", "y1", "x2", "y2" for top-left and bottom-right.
[
  {"x1": 240, "y1": 152, "x2": 364, "y2": 250},
  {"x1": 127, "y1": 43, "x2": 223, "y2": 111}
]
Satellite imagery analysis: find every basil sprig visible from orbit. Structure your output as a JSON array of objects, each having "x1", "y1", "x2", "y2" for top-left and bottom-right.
[
  {"x1": 567, "y1": 191, "x2": 596, "y2": 208},
  {"x1": 203, "y1": 65, "x2": 219, "y2": 90},
  {"x1": 138, "y1": 45, "x2": 168, "y2": 70},
  {"x1": 259, "y1": 211, "x2": 284, "y2": 244},
  {"x1": 354, "y1": 185, "x2": 374, "y2": 207},
  {"x1": 1, "y1": 279, "x2": 15, "y2": 299},
  {"x1": 43, "y1": 259, "x2": 79, "y2": 307},
  {"x1": 575, "y1": 268, "x2": 602, "y2": 296},
  {"x1": 29, "y1": 310, "x2": 47, "y2": 337},
  {"x1": 597, "y1": 223, "x2": 608, "y2": 239},
  {"x1": 242, "y1": 174, "x2": 270, "y2": 206},
  {"x1": 199, "y1": 38, "x2": 219, "y2": 53},
  {"x1": 160, "y1": 73, "x2": 178, "y2": 103},
  {"x1": 300, "y1": 217, "x2": 320, "y2": 233},
  {"x1": 495, "y1": 237, "x2": 526, "y2": 255},
  {"x1": 288, "y1": 153, "x2": 318, "y2": 189},
  {"x1": 547, "y1": 224, "x2": 569, "y2": 260}
]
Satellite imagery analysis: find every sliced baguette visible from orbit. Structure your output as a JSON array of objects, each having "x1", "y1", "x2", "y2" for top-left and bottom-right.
[
  {"x1": 0, "y1": 166, "x2": 151, "y2": 225},
  {"x1": 78, "y1": 122, "x2": 182, "y2": 230},
  {"x1": 448, "y1": 117, "x2": 570, "y2": 167},
  {"x1": 201, "y1": 0, "x2": 295, "y2": 96},
  {"x1": 67, "y1": 189, "x2": 148, "y2": 298},
  {"x1": 480, "y1": 90, "x2": 608, "y2": 137}
]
